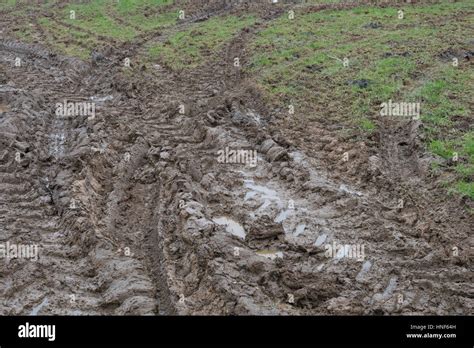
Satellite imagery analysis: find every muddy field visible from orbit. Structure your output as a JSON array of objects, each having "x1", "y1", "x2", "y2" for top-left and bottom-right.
[{"x1": 0, "y1": 0, "x2": 472, "y2": 315}]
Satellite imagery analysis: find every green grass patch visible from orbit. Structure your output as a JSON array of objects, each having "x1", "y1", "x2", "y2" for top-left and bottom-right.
[
  {"x1": 37, "y1": 17, "x2": 97, "y2": 59},
  {"x1": 453, "y1": 181, "x2": 474, "y2": 200},
  {"x1": 110, "y1": 0, "x2": 177, "y2": 32},
  {"x1": 115, "y1": 0, "x2": 172, "y2": 14},
  {"x1": 359, "y1": 118, "x2": 376, "y2": 133},
  {"x1": 148, "y1": 15, "x2": 255, "y2": 70},
  {"x1": 8, "y1": 0, "x2": 178, "y2": 51},
  {"x1": 62, "y1": 1, "x2": 137, "y2": 40},
  {"x1": 248, "y1": 0, "x2": 474, "y2": 199},
  {"x1": 0, "y1": 0, "x2": 19, "y2": 10}
]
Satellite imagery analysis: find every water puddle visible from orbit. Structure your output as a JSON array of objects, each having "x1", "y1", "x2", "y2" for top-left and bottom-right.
[
  {"x1": 0, "y1": 85, "x2": 21, "y2": 93},
  {"x1": 244, "y1": 180, "x2": 281, "y2": 202},
  {"x1": 291, "y1": 150, "x2": 365, "y2": 198},
  {"x1": 383, "y1": 276, "x2": 398, "y2": 297},
  {"x1": 213, "y1": 217, "x2": 246, "y2": 239},
  {"x1": 338, "y1": 184, "x2": 363, "y2": 197},
  {"x1": 373, "y1": 276, "x2": 398, "y2": 302},
  {"x1": 356, "y1": 260, "x2": 372, "y2": 282},
  {"x1": 242, "y1": 178, "x2": 317, "y2": 239},
  {"x1": 314, "y1": 233, "x2": 327, "y2": 247},
  {"x1": 244, "y1": 191, "x2": 258, "y2": 201},
  {"x1": 274, "y1": 209, "x2": 291, "y2": 223},
  {"x1": 294, "y1": 223, "x2": 306, "y2": 236},
  {"x1": 50, "y1": 133, "x2": 65, "y2": 158},
  {"x1": 256, "y1": 249, "x2": 283, "y2": 260},
  {"x1": 89, "y1": 95, "x2": 113, "y2": 103},
  {"x1": 258, "y1": 200, "x2": 272, "y2": 211},
  {"x1": 30, "y1": 297, "x2": 49, "y2": 315}
]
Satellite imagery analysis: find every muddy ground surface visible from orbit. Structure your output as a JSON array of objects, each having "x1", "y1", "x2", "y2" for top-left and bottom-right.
[{"x1": 0, "y1": 0, "x2": 472, "y2": 315}]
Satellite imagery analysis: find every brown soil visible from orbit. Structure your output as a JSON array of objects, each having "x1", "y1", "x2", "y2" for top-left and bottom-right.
[{"x1": 0, "y1": 0, "x2": 472, "y2": 315}]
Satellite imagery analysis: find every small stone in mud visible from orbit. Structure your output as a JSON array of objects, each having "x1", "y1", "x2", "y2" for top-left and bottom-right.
[{"x1": 160, "y1": 151, "x2": 171, "y2": 161}]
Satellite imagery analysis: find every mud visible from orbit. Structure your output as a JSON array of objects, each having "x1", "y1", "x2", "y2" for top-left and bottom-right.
[{"x1": 0, "y1": 0, "x2": 472, "y2": 315}]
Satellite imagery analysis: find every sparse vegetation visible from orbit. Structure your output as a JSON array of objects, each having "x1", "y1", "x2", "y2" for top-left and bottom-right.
[
  {"x1": 148, "y1": 15, "x2": 255, "y2": 70},
  {"x1": 249, "y1": 0, "x2": 473, "y2": 199}
]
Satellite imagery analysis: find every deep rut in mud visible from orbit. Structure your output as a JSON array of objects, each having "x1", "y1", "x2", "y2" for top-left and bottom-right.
[{"x1": 0, "y1": 0, "x2": 472, "y2": 315}]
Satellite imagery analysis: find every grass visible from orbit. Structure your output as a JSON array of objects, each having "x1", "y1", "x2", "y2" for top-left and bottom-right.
[
  {"x1": 248, "y1": 0, "x2": 474, "y2": 199},
  {"x1": 454, "y1": 181, "x2": 474, "y2": 200},
  {"x1": 62, "y1": 1, "x2": 138, "y2": 40},
  {"x1": 7, "y1": 0, "x2": 179, "y2": 58},
  {"x1": 428, "y1": 131, "x2": 474, "y2": 200},
  {"x1": 7, "y1": 0, "x2": 178, "y2": 44},
  {"x1": 111, "y1": 0, "x2": 177, "y2": 31},
  {"x1": 0, "y1": 0, "x2": 19, "y2": 10},
  {"x1": 359, "y1": 118, "x2": 376, "y2": 133},
  {"x1": 148, "y1": 15, "x2": 255, "y2": 70},
  {"x1": 418, "y1": 65, "x2": 473, "y2": 199},
  {"x1": 37, "y1": 17, "x2": 98, "y2": 59},
  {"x1": 115, "y1": 0, "x2": 173, "y2": 14},
  {"x1": 61, "y1": 0, "x2": 178, "y2": 38}
]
